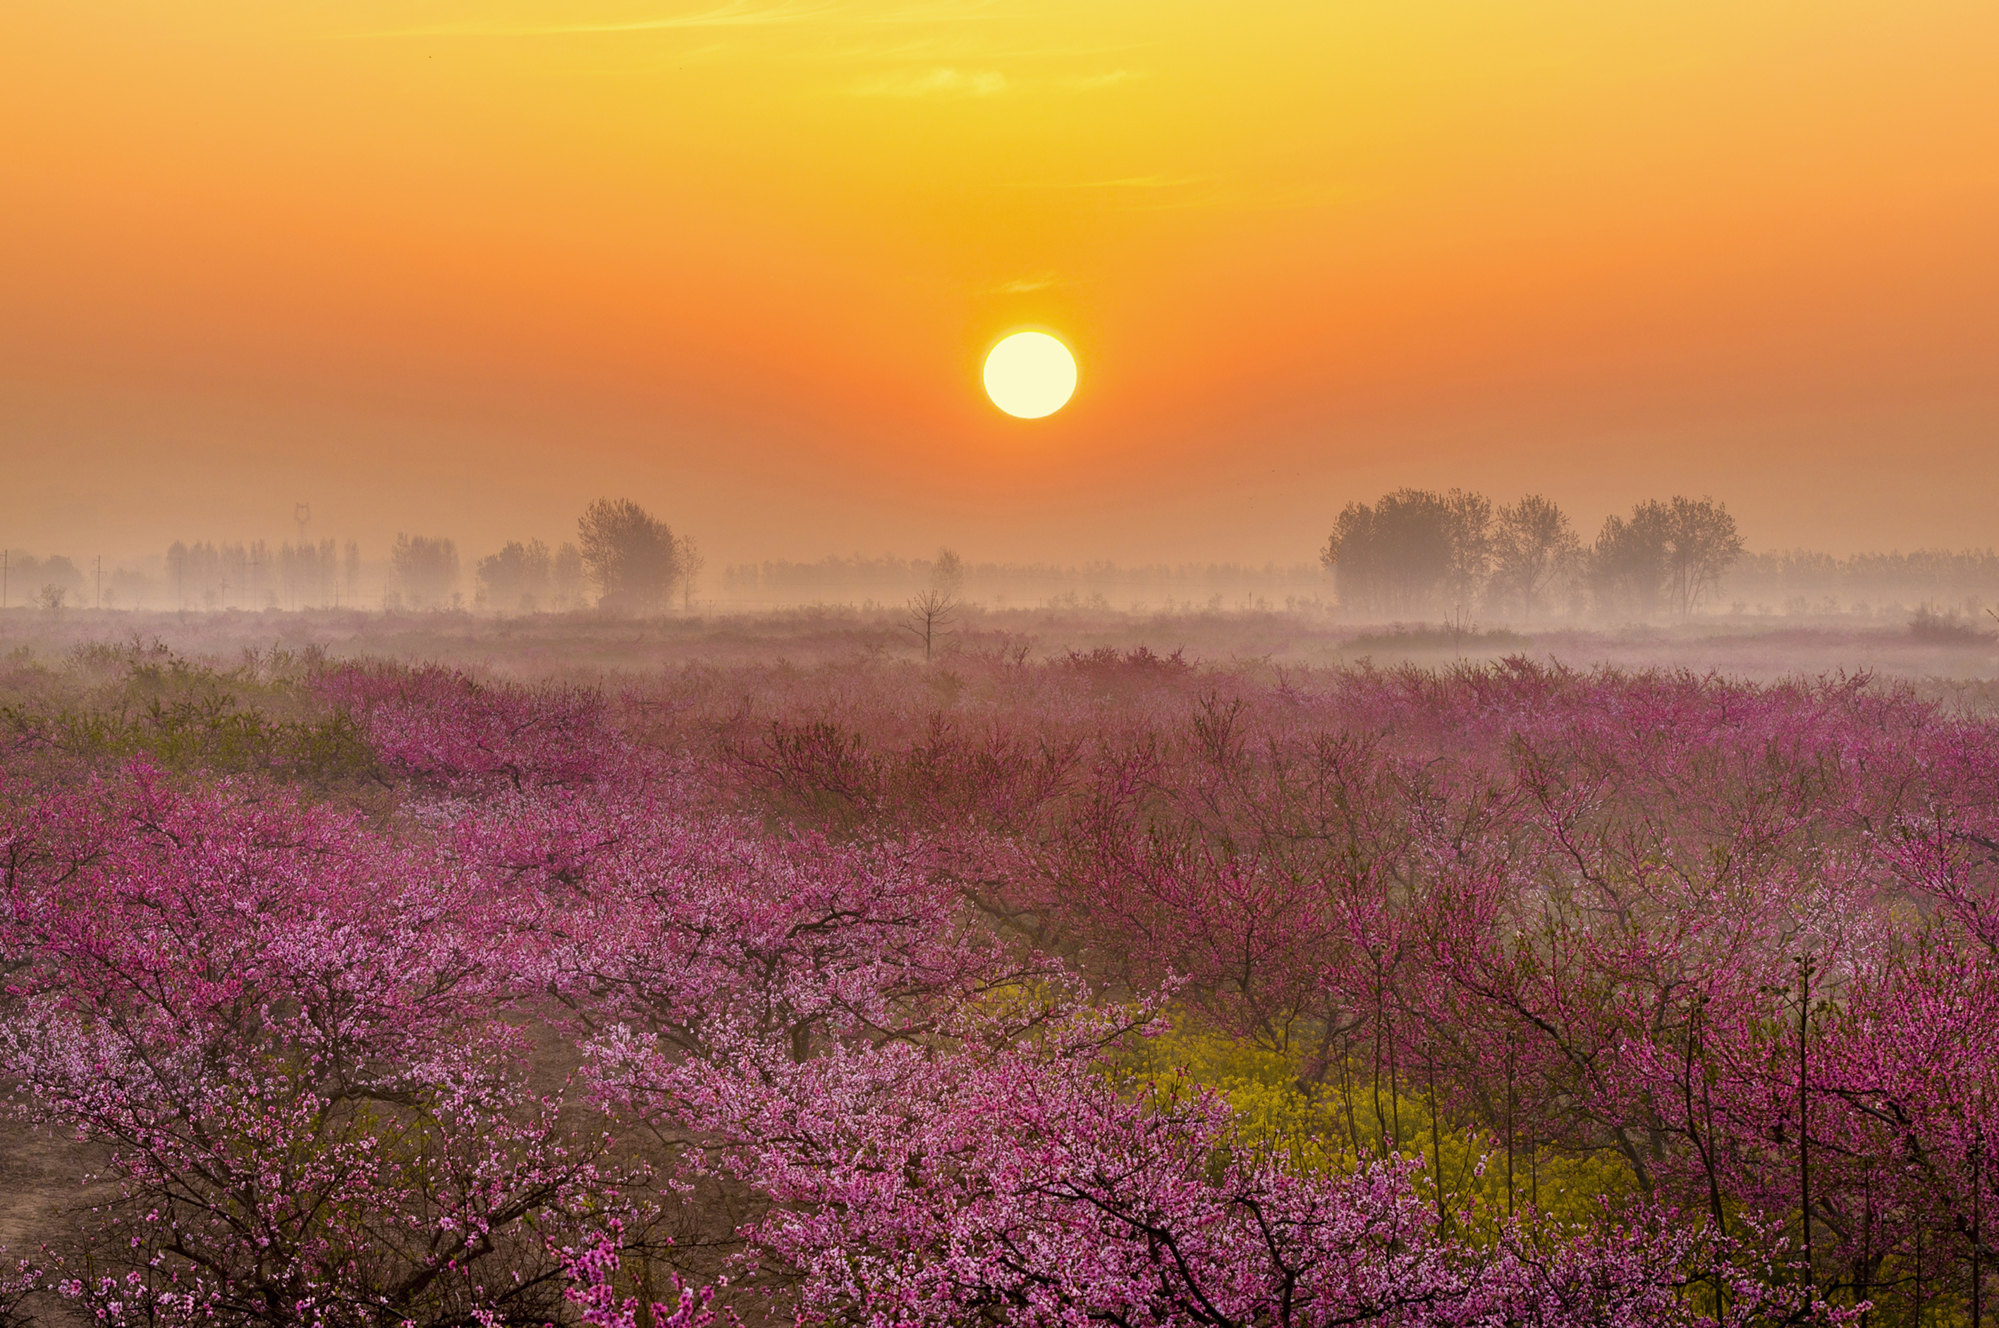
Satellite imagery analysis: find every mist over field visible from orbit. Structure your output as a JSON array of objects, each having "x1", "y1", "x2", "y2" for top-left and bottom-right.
[{"x1": 11, "y1": 487, "x2": 1999, "y2": 669}]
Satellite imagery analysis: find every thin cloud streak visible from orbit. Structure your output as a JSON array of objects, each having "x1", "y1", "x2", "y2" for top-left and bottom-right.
[
  {"x1": 805, "y1": 35, "x2": 1140, "y2": 62},
  {"x1": 349, "y1": 0, "x2": 998, "y2": 39},
  {"x1": 851, "y1": 65, "x2": 1007, "y2": 96},
  {"x1": 1006, "y1": 174, "x2": 1206, "y2": 190},
  {"x1": 1080, "y1": 174, "x2": 1202, "y2": 189},
  {"x1": 847, "y1": 65, "x2": 1141, "y2": 97},
  {"x1": 1064, "y1": 68, "x2": 1139, "y2": 90},
  {"x1": 989, "y1": 274, "x2": 1058, "y2": 293}
]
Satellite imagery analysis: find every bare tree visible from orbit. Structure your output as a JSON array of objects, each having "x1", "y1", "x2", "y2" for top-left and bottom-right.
[
  {"x1": 676, "y1": 534, "x2": 705, "y2": 611},
  {"x1": 904, "y1": 590, "x2": 956, "y2": 661},
  {"x1": 577, "y1": 498, "x2": 680, "y2": 615},
  {"x1": 905, "y1": 547, "x2": 964, "y2": 661},
  {"x1": 1490, "y1": 494, "x2": 1580, "y2": 623}
]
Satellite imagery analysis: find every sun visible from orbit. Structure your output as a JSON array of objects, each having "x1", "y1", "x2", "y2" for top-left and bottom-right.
[{"x1": 983, "y1": 332, "x2": 1077, "y2": 419}]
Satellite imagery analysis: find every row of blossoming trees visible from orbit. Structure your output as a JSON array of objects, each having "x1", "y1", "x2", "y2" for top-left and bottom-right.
[{"x1": 3, "y1": 646, "x2": 1999, "y2": 1325}]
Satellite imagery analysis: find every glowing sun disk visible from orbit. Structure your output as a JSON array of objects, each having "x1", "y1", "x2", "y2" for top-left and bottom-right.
[{"x1": 984, "y1": 332, "x2": 1077, "y2": 418}]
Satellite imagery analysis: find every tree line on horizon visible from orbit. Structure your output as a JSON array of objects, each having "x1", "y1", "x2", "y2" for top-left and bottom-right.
[
  {"x1": 122, "y1": 500, "x2": 697, "y2": 615},
  {"x1": 17, "y1": 490, "x2": 1999, "y2": 621},
  {"x1": 162, "y1": 537, "x2": 364, "y2": 612},
  {"x1": 0, "y1": 551, "x2": 154, "y2": 613},
  {"x1": 1321, "y1": 489, "x2": 1745, "y2": 622},
  {"x1": 411, "y1": 498, "x2": 700, "y2": 614}
]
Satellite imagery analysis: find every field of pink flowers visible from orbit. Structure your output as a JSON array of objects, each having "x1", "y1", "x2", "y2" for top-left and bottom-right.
[{"x1": 5, "y1": 636, "x2": 1999, "y2": 1326}]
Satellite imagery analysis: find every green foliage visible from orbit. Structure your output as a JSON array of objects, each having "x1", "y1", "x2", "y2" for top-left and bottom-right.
[
  {"x1": 0, "y1": 641, "x2": 381, "y2": 790},
  {"x1": 1124, "y1": 1021, "x2": 1637, "y2": 1235}
]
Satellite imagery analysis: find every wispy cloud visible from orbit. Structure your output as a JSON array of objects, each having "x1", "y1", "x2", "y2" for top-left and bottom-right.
[
  {"x1": 989, "y1": 274, "x2": 1057, "y2": 294},
  {"x1": 993, "y1": 173, "x2": 1215, "y2": 210},
  {"x1": 1068, "y1": 174, "x2": 1206, "y2": 190},
  {"x1": 845, "y1": 63, "x2": 1142, "y2": 98},
  {"x1": 860, "y1": 0, "x2": 1001, "y2": 20},
  {"x1": 809, "y1": 36, "x2": 1138, "y2": 63},
  {"x1": 349, "y1": 0, "x2": 999, "y2": 39},
  {"x1": 851, "y1": 66, "x2": 1007, "y2": 96}
]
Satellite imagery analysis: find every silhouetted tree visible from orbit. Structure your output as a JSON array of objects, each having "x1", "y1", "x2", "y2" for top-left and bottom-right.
[
  {"x1": 166, "y1": 541, "x2": 190, "y2": 609},
  {"x1": 931, "y1": 548, "x2": 966, "y2": 597},
  {"x1": 577, "y1": 499, "x2": 680, "y2": 614},
  {"x1": 905, "y1": 547, "x2": 964, "y2": 661},
  {"x1": 1589, "y1": 502, "x2": 1671, "y2": 618},
  {"x1": 1323, "y1": 491, "x2": 1448, "y2": 618},
  {"x1": 1588, "y1": 495, "x2": 1744, "y2": 619},
  {"x1": 1322, "y1": 488, "x2": 1490, "y2": 620},
  {"x1": 390, "y1": 534, "x2": 460, "y2": 610},
  {"x1": 1490, "y1": 494, "x2": 1581, "y2": 623},
  {"x1": 279, "y1": 539, "x2": 338, "y2": 610},
  {"x1": 1660, "y1": 495, "x2": 1744, "y2": 617},
  {"x1": 179, "y1": 542, "x2": 228, "y2": 608},
  {"x1": 342, "y1": 540, "x2": 361, "y2": 607},
  {"x1": 477, "y1": 539, "x2": 553, "y2": 613},
  {"x1": 1440, "y1": 490, "x2": 1493, "y2": 629},
  {"x1": 247, "y1": 540, "x2": 272, "y2": 608},
  {"x1": 10, "y1": 555, "x2": 86, "y2": 610},
  {"x1": 552, "y1": 542, "x2": 584, "y2": 609},
  {"x1": 676, "y1": 534, "x2": 705, "y2": 611},
  {"x1": 317, "y1": 538, "x2": 336, "y2": 606}
]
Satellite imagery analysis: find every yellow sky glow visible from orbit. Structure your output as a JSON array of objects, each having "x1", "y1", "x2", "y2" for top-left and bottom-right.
[{"x1": 2, "y1": 1, "x2": 1996, "y2": 562}]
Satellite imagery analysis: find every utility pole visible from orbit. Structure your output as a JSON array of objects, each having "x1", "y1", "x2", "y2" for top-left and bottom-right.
[
  {"x1": 2, "y1": 549, "x2": 8, "y2": 610},
  {"x1": 293, "y1": 504, "x2": 311, "y2": 611},
  {"x1": 94, "y1": 555, "x2": 103, "y2": 610}
]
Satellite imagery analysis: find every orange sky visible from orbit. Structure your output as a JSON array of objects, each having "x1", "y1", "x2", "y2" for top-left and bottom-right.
[{"x1": 3, "y1": 0, "x2": 1997, "y2": 567}]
